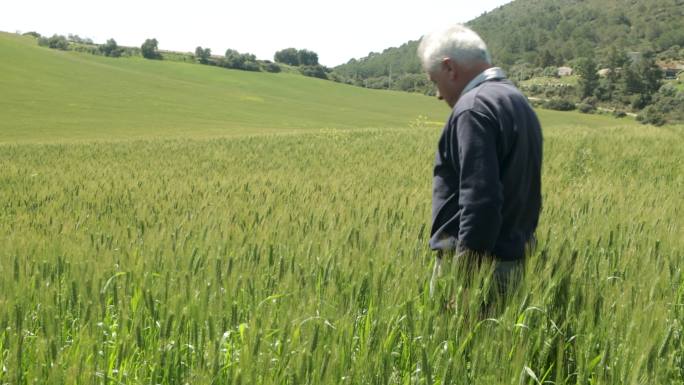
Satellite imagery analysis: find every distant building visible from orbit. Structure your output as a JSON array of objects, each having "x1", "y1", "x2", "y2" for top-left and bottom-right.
[
  {"x1": 597, "y1": 68, "x2": 612, "y2": 77},
  {"x1": 659, "y1": 63, "x2": 683, "y2": 79},
  {"x1": 557, "y1": 66, "x2": 573, "y2": 77},
  {"x1": 664, "y1": 68, "x2": 678, "y2": 79}
]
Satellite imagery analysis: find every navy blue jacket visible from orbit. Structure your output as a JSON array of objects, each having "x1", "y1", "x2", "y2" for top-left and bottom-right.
[{"x1": 430, "y1": 79, "x2": 542, "y2": 261}]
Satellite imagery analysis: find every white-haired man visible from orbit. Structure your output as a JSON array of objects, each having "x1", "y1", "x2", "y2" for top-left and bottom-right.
[{"x1": 419, "y1": 25, "x2": 542, "y2": 298}]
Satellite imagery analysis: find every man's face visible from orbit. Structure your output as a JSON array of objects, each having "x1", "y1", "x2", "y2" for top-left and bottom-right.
[{"x1": 428, "y1": 59, "x2": 460, "y2": 108}]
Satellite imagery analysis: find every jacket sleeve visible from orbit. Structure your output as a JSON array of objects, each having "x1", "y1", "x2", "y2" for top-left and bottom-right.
[{"x1": 453, "y1": 110, "x2": 503, "y2": 254}]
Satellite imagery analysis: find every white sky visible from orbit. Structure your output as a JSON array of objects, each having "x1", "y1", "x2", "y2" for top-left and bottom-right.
[{"x1": 2, "y1": 0, "x2": 512, "y2": 67}]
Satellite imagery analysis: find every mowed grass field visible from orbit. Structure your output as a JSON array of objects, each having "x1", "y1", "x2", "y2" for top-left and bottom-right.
[{"x1": 1, "y1": 32, "x2": 684, "y2": 384}]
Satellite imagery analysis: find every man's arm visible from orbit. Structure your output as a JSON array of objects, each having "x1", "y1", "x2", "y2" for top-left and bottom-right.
[{"x1": 452, "y1": 110, "x2": 504, "y2": 255}]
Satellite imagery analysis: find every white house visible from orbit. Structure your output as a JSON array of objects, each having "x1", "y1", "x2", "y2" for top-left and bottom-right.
[{"x1": 557, "y1": 66, "x2": 573, "y2": 77}]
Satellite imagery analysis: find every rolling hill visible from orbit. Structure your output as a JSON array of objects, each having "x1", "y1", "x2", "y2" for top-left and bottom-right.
[{"x1": 0, "y1": 32, "x2": 450, "y2": 143}]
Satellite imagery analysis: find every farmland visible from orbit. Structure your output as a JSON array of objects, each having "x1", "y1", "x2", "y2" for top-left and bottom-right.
[{"x1": 1, "y1": 32, "x2": 684, "y2": 384}]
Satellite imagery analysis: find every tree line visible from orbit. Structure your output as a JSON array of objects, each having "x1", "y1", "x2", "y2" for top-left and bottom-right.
[{"x1": 28, "y1": 32, "x2": 330, "y2": 79}]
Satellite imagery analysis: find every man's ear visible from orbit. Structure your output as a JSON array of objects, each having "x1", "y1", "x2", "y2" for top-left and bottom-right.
[{"x1": 442, "y1": 58, "x2": 459, "y2": 80}]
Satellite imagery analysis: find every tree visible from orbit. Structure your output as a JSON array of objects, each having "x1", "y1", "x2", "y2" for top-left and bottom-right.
[
  {"x1": 38, "y1": 34, "x2": 69, "y2": 50},
  {"x1": 297, "y1": 49, "x2": 319, "y2": 66},
  {"x1": 606, "y1": 47, "x2": 628, "y2": 79},
  {"x1": 274, "y1": 48, "x2": 320, "y2": 67},
  {"x1": 68, "y1": 34, "x2": 85, "y2": 44},
  {"x1": 576, "y1": 56, "x2": 599, "y2": 99},
  {"x1": 623, "y1": 66, "x2": 642, "y2": 94},
  {"x1": 195, "y1": 46, "x2": 211, "y2": 64},
  {"x1": 602, "y1": 47, "x2": 629, "y2": 99},
  {"x1": 22, "y1": 31, "x2": 41, "y2": 38},
  {"x1": 223, "y1": 49, "x2": 245, "y2": 69},
  {"x1": 221, "y1": 49, "x2": 260, "y2": 71},
  {"x1": 622, "y1": 52, "x2": 662, "y2": 108},
  {"x1": 99, "y1": 38, "x2": 122, "y2": 57},
  {"x1": 141, "y1": 38, "x2": 161, "y2": 59},
  {"x1": 636, "y1": 52, "x2": 662, "y2": 97},
  {"x1": 274, "y1": 48, "x2": 299, "y2": 66},
  {"x1": 536, "y1": 49, "x2": 556, "y2": 68}
]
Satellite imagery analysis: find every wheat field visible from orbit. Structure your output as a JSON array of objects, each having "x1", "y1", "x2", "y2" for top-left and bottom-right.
[{"x1": 1, "y1": 119, "x2": 682, "y2": 384}]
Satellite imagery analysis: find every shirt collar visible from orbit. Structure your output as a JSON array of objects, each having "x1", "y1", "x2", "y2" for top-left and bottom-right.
[{"x1": 461, "y1": 67, "x2": 506, "y2": 96}]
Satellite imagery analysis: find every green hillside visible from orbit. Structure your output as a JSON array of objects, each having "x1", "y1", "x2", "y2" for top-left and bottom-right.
[
  {"x1": 0, "y1": 32, "x2": 449, "y2": 143},
  {"x1": 333, "y1": 0, "x2": 684, "y2": 84},
  {"x1": 469, "y1": 0, "x2": 684, "y2": 66}
]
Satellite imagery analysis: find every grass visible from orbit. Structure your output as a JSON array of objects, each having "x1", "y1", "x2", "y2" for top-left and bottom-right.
[
  {"x1": 666, "y1": 79, "x2": 684, "y2": 91},
  {"x1": 1, "y1": 31, "x2": 684, "y2": 384},
  {"x1": 0, "y1": 32, "x2": 451, "y2": 143}
]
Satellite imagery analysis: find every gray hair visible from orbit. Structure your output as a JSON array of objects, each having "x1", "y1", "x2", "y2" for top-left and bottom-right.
[{"x1": 417, "y1": 24, "x2": 491, "y2": 73}]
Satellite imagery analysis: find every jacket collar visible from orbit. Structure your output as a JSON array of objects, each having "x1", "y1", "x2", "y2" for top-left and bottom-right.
[{"x1": 461, "y1": 67, "x2": 506, "y2": 96}]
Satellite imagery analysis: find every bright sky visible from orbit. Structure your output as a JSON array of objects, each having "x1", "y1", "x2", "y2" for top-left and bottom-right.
[{"x1": 2, "y1": 0, "x2": 513, "y2": 67}]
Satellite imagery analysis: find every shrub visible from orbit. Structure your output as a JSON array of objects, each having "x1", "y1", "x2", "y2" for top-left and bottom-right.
[
  {"x1": 72, "y1": 45, "x2": 98, "y2": 55},
  {"x1": 542, "y1": 66, "x2": 559, "y2": 77},
  {"x1": 578, "y1": 103, "x2": 596, "y2": 114},
  {"x1": 261, "y1": 62, "x2": 281, "y2": 73},
  {"x1": 524, "y1": 84, "x2": 542, "y2": 95},
  {"x1": 38, "y1": 34, "x2": 69, "y2": 50},
  {"x1": 631, "y1": 94, "x2": 650, "y2": 110},
  {"x1": 299, "y1": 65, "x2": 328, "y2": 79},
  {"x1": 543, "y1": 97, "x2": 576, "y2": 111},
  {"x1": 241, "y1": 61, "x2": 261, "y2": 72},
  {"x1": 221, "y1": 50, "x2": 260, "y2": 71},
  {"x1": 637, "y1": 106, "x2": 666, "y2": 126},
  {"x1": 582, "y1": 96, "x2": 598, "y2": 106}
]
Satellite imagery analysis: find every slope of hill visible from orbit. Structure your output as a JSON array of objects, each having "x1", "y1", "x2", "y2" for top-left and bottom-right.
[
  {"x1": 469, "y1": 0, "x2": 684, "y2": 67},
  {"x1": 0, "y1": 32, "x2": 449, "y2": 143},
  {"x1": 331, "y1": 41, "x2": 424, "y2": 90},
  {"x1": 333, "y1": 0, "x2": 684, "y2": 82}
]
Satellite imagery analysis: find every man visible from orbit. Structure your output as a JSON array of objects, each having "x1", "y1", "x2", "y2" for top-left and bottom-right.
[{"x1": 417, "y1": 25, "x2": 542, "y2": 298}]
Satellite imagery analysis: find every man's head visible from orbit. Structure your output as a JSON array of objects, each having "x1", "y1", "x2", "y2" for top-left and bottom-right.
[{"x1": 418, "y1": 25, "x2": 492, "y2": 108}]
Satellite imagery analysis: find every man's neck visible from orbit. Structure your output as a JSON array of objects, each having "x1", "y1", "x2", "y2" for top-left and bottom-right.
[
  {"x1": 461, "y1": 65, "x2": 505, "y2": 96},
  {"x1": 462, "y1": 63, "x2": 493, "y2": 84}
]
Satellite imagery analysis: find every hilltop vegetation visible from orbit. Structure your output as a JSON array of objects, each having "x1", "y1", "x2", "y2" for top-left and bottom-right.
[
  {"x1": 330, "y1": 40, "x2": 431, "y2": 93},
  {"x1": 469, "y1": 0, "x2": 684, "y2": 66},
  {"x1": 28, "y1": 31, "x2": 333, "y2": 80}
]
